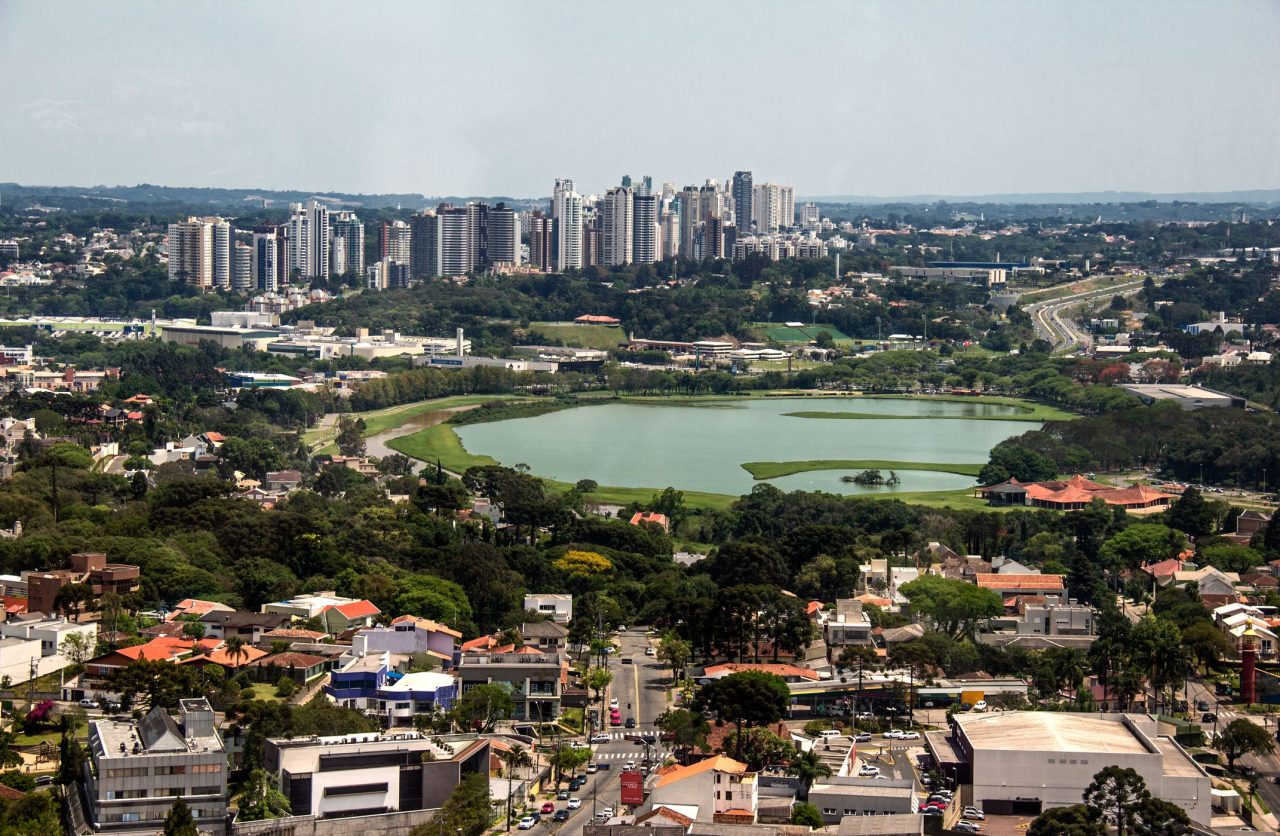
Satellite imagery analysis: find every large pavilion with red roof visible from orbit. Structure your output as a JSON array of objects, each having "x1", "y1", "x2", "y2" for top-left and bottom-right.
[{"x1": 976, "y1": 474, "x2": 1173, "y2": 512}]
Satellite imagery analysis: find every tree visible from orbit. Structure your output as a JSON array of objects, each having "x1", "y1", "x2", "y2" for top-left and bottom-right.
[
  {"x1": 499, "y1": 744, "x2": 532, "y2": 824},
  {"x1": 656, "y1": 632, "x2": 692, "y2": 679},
  {"x1": 790, "y1": 802, "x2": 824, "y2": 828},
  {"x1": 453, "y1": 683, "x2": 514, "y2": 731},
  {"x1": 699, "y1": 671, "x2": 790, "y2": 760},
  {"x1": 410, "y1": 772, "x2": 491, "y2": 836},
  {"x1": 1217, "y1": 718, "x2": 1275, "y2": 770},
  {"x1": 1181, "y1": 621, "x2": 1235, "y2": 673},
  {"x1": 655, "y1": 708, "x2": 710, "y2": 753},
  {"x1": 583, "y1": 666, "x2": 613, "y2": 707},
  {"x1": 898, "y1": 575, "x2": 1003, "y2": 639},
  {"x1": 237, "y1": 768, "x2": 291, "y2": 821},
  {"x1": 978, "y1": 442, "x2": 1057, "y2": 484},
  {"x1": 1166, "y1": 486, "x2": 1217, "y2": 537},
  {"x1": 335, "y1": 414, "x2": 367, "y2": 457},
  {"x1": 1099, "y1": 525, "x2": 1184, "y2": 580},
  {"x1": 1134, "y1": 796, "x2": 1191, "y2": 835},
  {"x1": 1083, "y1": 765, "x2": 1150, "y2": 836},
  {"x1": 225, "y1": 635, "x2": 249, "y2": 669},
  {"x1": 1131, "y1": 615, "x2": 1189, "y2": 712},
  {"x1": 60, "y1": 631, "x2": 95, "y2": 669},
  {"x1": 163, "y1": 798, "x2": 199, "y2": 836},
  {"x1": 1029, "y1": 805, "x2": 1105, "y2": 836},
  {"x1": 57, "y1": 723, "x2": 86, "y2": 786},
  {"x1": 54, "y1": 582, "x2": 94, "y2": 622},
  {"x1": 788, "y1": 748, "x2": 833, "y2": 797}
]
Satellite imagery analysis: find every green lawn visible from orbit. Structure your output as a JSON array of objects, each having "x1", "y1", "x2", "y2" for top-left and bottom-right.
[
  {"x1": 304, "y1": 394, "x2": 524, "y2": 450},
  {"x1": 387, "y1": 423, "x2": 499, "y2": 472},
  {"x1": 753, "y1": 321, "x2": 855, "y2": 345},
  {"x1": 527, "y1": 322, "x2": 626, "y2": 351},
  {"x1": 741, "y1": 460, "x2": 983, "y2": 480},
  {"x1": 783, "y1": 409, "x2": 1053, "y2": 423}
]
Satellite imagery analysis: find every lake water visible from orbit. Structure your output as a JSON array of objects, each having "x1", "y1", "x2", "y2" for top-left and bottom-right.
[{"x1": 455, "y1": 397, "x2": 1041, "y2": 497}]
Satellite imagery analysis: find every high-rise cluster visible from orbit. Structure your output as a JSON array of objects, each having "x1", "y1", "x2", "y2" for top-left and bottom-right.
[{"x1": 368, "y1": 201, "x2": 521, "y2": 289}]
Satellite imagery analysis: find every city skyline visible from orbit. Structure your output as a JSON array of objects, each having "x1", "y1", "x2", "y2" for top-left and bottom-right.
[{"x1": 2, "y1": 1, "x2": 1278, "y2": 197}]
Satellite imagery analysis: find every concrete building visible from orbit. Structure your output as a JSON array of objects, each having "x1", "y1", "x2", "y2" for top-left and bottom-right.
[
  {"x1": 264, "y1": 731, "x2": 488, "y2": 820},
  {"x1": 927, "y1": 711, "x2": 1210, "y2": 824},
  {"x1": 891, "y1": 266, "x2": 1007, "y2": 288},
  {"x1": 25, "y1": 551, "x2": 140, "y2": 616},
  {"x1": 326, "y1": 649, "x2": 458, "y2": 724},
  {"x1": 1118, "y1": 383, "x2": 1242, "y2": 410},
  {"x1": 81, "y1": 699, "x2": 227, "y2": 833},
  {"x1": 166, "y1": 216, "x2": 230, "y2": 289},
  {"x1": 632, "y1": 193, "x2": 658, "y2": 264},
  {"x1": 487, "y1": 203, "x2": 521, "y2": 266},
  {"x1": 524, "y1": 593, "x2": 573, "y2": 624},
  {"x1": 251, "y1": 231, "x2": 280, "y2": 292},
  {"x1": 458, "y1": 646, "x2": 563, "y2": 722},
  {"x1": 330, "y1": 211, "x2": 365, "y2": 278},
  {"x1": 528, "y1": 211, "x2": 554, "y2": 272},
  {"x1": 732, "y1": 171, "x2": 753, "y2": 234},
  {"x1": 232, "y1": 241, "x2": 253, "y2": 292},
  {"x1": 825, "y1": 599, "x2": 873, "y2": 648},
  {"x1": 354, "y1": 615, "x2": 461, "y2": 664},
  {"x1": 602, "y1": 186, "x2": 634, "y2": 267},
  {"x1": 553, "y1": 179, "x2": 583, "y2": 271},
  {"x1": 809, "y1": 778, "x2": 919, "y2": 823},
  {"x1": 647, "y1": 755, "x2": 757, "y2": 823}
]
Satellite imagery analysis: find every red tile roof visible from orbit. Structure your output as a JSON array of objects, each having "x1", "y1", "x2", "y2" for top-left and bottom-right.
[
  {"x1": 976, "y1": 574, "x2": 1066, "y2": 592},
  {"x1": 328, "y1": 599, "x2": 380, "y2": 619}
]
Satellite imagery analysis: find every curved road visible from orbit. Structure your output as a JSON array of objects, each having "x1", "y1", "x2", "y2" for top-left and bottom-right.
[{"x1": 1022, "y1": 276, "x2": 1158, "y2": 354}]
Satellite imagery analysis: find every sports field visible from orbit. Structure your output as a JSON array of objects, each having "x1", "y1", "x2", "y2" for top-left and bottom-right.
[{"x1": 755, "y1": 322, "x2": 854, "y2": 344}]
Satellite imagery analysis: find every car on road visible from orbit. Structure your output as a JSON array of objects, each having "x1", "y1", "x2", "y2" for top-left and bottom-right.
[
  {"x1": 962, "y1": 807, "x2": 985, "y2": 820},
  {"x1": 79, "y1": 698, "x2": 97, "y2": 708},
  {"x1": 556, "y1": 789, "x2": 570, "y2": 800},
  {"x1": 569, "y1": 778, "x2": 584, "y2": 790},
  {"x1": 1196, "y1": 700, "x2": 1211, "y2": 712},
  {"x1": 553, "y1": 810, "x2": 569, "y2": 822},
  {"x1": 567, "y1": 798, "x2": 582, "y2": 810},
  {"x1": 625, "y1": 717, "x2": 636, "y2": 728},
  {"x1": 972, "y1": 700, "x2": 987, "y2": 712},
  {"x1": 597, "y1": 762, "x2": 611, "y2": 770},
  {"x1": 899, "y1": 731, "x2": 920, "y2": 740},
  {"x1": 610, "y1": 712, "x2": 622, "y2": 726},
  {"x1": 518, "y1": 817, "x2": 536, "y2": 830},
  {"x1": 623, "y1": 760, "x2": 637, "y2": 770},
  {"x1": 640, "y1": 732, "x2": 657, "y2": 744},
  {"x1": 586, "y1": 763, "x2": 599, "y2": 774},
  {"x1": 645, "y1": 646, "x2": 655, "y2": 656},
  {"x1": 602, "y1": 807, "x2": 615, "y2": 819},
  {"x1": 1202, "y1": 712, "x2": 1218, "y2": 723},
  {"x1": 621, "y1": 657, "x2": 633, "y2": 665},
  {"x1": 609, "y1": 697, "x2": 619, "y2": 708},
  {"x1": 590, "y1": 733, "x2": 610, "y2": 743},
  {"x1": 541, "y1": 802, "x2": 555, "y2": 814},
  {"x1": 853, "y1": 732, "x2": 873, "y2": 742},
  {"x1": 883, "y1": 729, "x2": 904, "y2": 739},
  {"x1": 857, "y1": 766, "x2": 880, "y2": 777}
]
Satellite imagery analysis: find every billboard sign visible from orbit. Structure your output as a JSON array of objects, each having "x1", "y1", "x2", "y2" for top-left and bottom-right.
[{"x1": 620, "y1": 770, "x2": 644, "y2": 806}]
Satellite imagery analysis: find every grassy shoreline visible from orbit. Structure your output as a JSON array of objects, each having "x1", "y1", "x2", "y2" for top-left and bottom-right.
[
  {"x1": 742, "y1": 460, "x2": 983, "y2": 480},
  {"x1": 784, "y1": 410, "x2": 1047, "y2": 423}
]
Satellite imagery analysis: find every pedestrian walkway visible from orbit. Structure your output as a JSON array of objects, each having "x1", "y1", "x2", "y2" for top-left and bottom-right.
[{"x1": 592, "y1": 750, "x2": 669, "y2": 761}]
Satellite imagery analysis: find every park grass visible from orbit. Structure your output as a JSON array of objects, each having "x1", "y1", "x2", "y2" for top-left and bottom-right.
[
  {"x1": 861, "y1": 393, "x2": 1076, "y2": 421},
  {"x1": 741, "y1": 460, "x2": 984, "y2": 480},
  {"x1": 783, "y1": 410, "x2": 1049, "y2": 423},
  {"x1": 303, "y1": 394, "x2": 527, "y2": 449},
  {"x1": 527, "y1": 322, "x2": 627, "y2": 351},
  {"x1": 751, "y1": 321, "x2": 855, "y2": 345},
  {"x1": 387, "y1": 423, "x2": 500, "y2": 473}
]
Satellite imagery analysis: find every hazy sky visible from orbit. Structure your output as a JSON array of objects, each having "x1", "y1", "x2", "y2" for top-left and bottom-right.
[{"x1": 3, "y1": 0, "x2": 1278, "y2": 198}]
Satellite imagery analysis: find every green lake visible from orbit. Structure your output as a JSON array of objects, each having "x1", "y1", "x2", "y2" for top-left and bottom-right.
[{"x1": 455, "y1": 398, "x2": 1042, "y2": 497}]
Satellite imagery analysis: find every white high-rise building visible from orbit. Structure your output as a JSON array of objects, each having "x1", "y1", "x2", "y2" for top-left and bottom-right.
[
  {"x1": 329, "y1": 235, "x2": 346, "y2": 277},
  {"x1": 800, "y1": 202, "x2": 820, "y2": 228},
  {"x1": 166, "y1": 216, "x2": 230, "y2": 290},
  {"x1": 753, "y1": 183, "x2": 789, "y2": 233},
  {"x1": 286, "y1": 204, "x2": 310, "y2": 280},
  {"x1": 232, "y1": 241, "x2": 253, "y2": 291},
  {"x1": 601, "y1": 186, "x2": 634, "y2": 267},
  {"x1": 438, "y1": 206, "x2": 472, "y2": 277},
  {"x1": 487, "y1": 203, "x2": 521, "y2": 266},
  {"x1": 552, "y1": 179, "x2": 582, "y2": 271},
  {"x1": 632, "y1": 193, "x2": 658, "y2": 264},
  {"x1": 330, "y1": 212, "x2": 364, "y2": 277},
  {"x1": 286, "y1": 201, "x2": 331, "y2": 279},
  {"x1": 780, "y1": 186, "x2": 795, "y2": 229}
]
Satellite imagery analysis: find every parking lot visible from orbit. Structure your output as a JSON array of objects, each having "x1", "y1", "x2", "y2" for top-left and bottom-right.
[{"x1": 967, "y1": 813, "x2": 1034, "y2": 835}]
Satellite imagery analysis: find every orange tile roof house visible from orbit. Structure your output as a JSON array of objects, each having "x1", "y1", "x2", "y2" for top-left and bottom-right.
[
  {"x1": 574, "y1": 314, "x2": 621, "y2": 326},
  {"x1": 320, "y1": 599, "x2": 381, "y2": 634},
  {"x1": 648, "y1": 755, "x2": 757, "y2": 823},
  {"x1": 701, "y1": 662, "x2": 820, "y2": 683},
  {"x1": 630, "y1": 511, "x2": 671, "y2": 532},
  {"x1": 976, "y1": 574, "x2": 1066, "y2": 598}
]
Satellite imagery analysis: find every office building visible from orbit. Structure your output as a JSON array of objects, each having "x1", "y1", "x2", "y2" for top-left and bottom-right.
[
  {"x1": 252, "y1": 231, "x2": 280, "y2": 292},
  {"x1": 705, "y1": 216, "x2": 726, "y2": 260},
  {"x1": 661, "y1": 209, "x2": 680, "y2": 260},
  {"x1": 381, "y1": 219, "x2": 412, "y2": 269},
  {"x1": 26, "y1": 552, "x2": 140, "y2": 616},
  {"x1": 528, "y1": 211, "x2": 553, "y2": 272},
  {"x1": 264, "y1": 731, "x2": 488, "y2": 821},
  {"x1": 679, "y1": 185, "x2": 703, "y2": 258},
  {"x1": 232, "y1": 241, "x2": 253, "y2": 292},
  {"x1": 166, "y1": 217, "x2": 230, "y2": 289},
  {"x1": 331, "y1": 211, "x2": 365, "y2": 277},
  {"x1": 486, "y1": 202, "x2": 520, "y2": 266},
  {"x1": 552, "y1": 178, "x2": 583, "y2": 271},
  {"x1": 732, "y1": 171, "x2": 754, "y2": 233},
  {"x1": 82, "y1": 699, "x2": 227, "y2": 833},
  {"x1": 601, "y1": 186, "x2": 634, "y2": 266}
]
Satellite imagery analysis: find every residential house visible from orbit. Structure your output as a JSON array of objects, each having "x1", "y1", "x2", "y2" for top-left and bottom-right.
[
  {"x1": 81, "y1": 699, "x2": 227, "y2": 834},
  {"x1": 1213, "y1": 603, "x2": 1278, "y2": 659},
  {"x1": 1238, "y1": 510, "x2": 1273, "y2": 540},
  {"x1": 247, "y1": 651, "x2": 331, "y2": 686},
  {"x1": 328, "y1": 650, "x2": 458, "y2": 725},
  {"x1": 648, "y1": 755, "x2": 757, "y2": 823},
  {"x1": 165, "y1": 599, "x2": 235, "y2": 622},
  {"x1": 521, "y1": 620, "x2": 569, "y2": 651},
  {"x1": 699, "y1": 663, "x2": 820, "y2": 684},
  {"x1": 263, "y1": 469, "x2": 304, "y2": 492},
  {"x1": 198, "y1": 609, "x2": 290, "y2": 644},
  {"x1": 0, "y1": 613, "x2": 97, "y2": 659},
  {"x1": 83, "y1": 637, "x2": 200, "y2": 679},
  {"x1": 1171, "y1": 566, "x2": 1240, "y2": 599},
  {"x1": 981, "y1": 595, "x2": 1096, "y2": 649},
  {"x1": 458, "y1": 645, "x2": 564, "y2": 722},
  {"x1": 178, "y1": 643, "x2": 269, "y2": 674},
  {"x1": 320, "y1": 599, "x2": 381, "y2": 634},
  {"x1": 25, "y1": 551, "x2": 140, "y2": 615},
  {"x1": 261, "y1": 591, "x2": 364, "y2": 621},
  {"x1": 630, "y1": 511, "x2": 670, "y2": 532},
  {"x1": 354, "y1": 615, "x2": 461, "y2": 665},
  {"x1": 524, "y1": 593, "x2": 573, "y2": 624},
  {"x1": 825, "y1": 600, "x2": 873, "y2": 649},
  {"x1": 857, "y1": 559, "x2": 888, "y2": 595},
  {"x1": 975, "y1": 573, "x2": 1066, "y2": 604},
  {"x1": 888, "y1": 568, "x2": 918, "y2": 606}
]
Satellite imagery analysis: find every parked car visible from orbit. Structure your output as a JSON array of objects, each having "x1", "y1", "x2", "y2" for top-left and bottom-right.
[
  {"x1": 645, "y1": 646, "x2": 656, "y2": 656},
  {"x1": 853, "y1": 732, "x2": 873, "y2": 742},
  {"x1": 962, "y1": 807, "x2": 985, "y2": 820},
  {"x1": 858, "y1": 766, "x2": 880, "y2": 777},
  {"x1": 553, "y1": 810, "x2": 569, "y2": 822},
  {"x1": 955, "y1": 821, "x2": 981, "y2": 833},
  {"x1": 518, "y1": 817, "x2": 536, "y2": 830},
  {"x1": 586, "y1": 763, "x2": 599, "y2": 774},
  {"x1": 899, "y1": 731, "x2": 920, "y2": 740},
  {"x1": 922, "y1": 807, "x2": 943, "y2": 817},
  {"x1": 609, "y1": 697, "x2": 619, "y2": 708},
  {"x1": 567, "y1": 798, "x2": 582, "y2": 810},
  {"x1": 972, "y1": 700, "x2": 987, "y2": 712},
  {"x1": 541, "y1": 802, "x2": 555, "y2": 814},
  {"x1": 884, "y1": 729, "x2": 904, "y2": 739},
  {"x1": 602, "y1": 807, "x2": 615, "y2": 818}
]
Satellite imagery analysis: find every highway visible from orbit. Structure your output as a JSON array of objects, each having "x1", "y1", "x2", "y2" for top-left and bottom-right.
[{"x1": 1022, "y1": 276, "x2": 1154, "y2": 354}]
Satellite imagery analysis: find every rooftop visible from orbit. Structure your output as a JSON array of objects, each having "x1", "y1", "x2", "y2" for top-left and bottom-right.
[{"x1": 954, "y1": 711, "x2": 1151, "y2": 755}]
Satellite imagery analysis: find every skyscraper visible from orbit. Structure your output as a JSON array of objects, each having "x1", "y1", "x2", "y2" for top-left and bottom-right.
[
  {"x1": 166, "y1": 216, "x2": 230, "y2": 289},
  {"x1": 780, "y1": 186, "x2": 795, "y2": 229},
  {"x1": 285, "y1": 201, "x2": 330, "y2": 279},
  {"x1": 438, "y1": 205, "x2": 472, "y2": 277},
  {"x1": 252, "y1": 231, "x2": 280, "y2": 292},
  {"x1": 466, "y1": 202, "x2": 489, "y2": 269},
  {"x1": 487, "y1": 203, "x2": 520, "y2": 266},
  {"x1": 551, "y1": 179, "x2": 582, "y2": 272},
  {"x1": 528, "y1": 211, "x2": 553, "y2": 272},
  {"x1": 679, "y1": 186, "x2": 702, "y2": 258},
  {"x1": 632, "y1": 193, "x2": 658, "y2": 264},
  {"x1": 601, "y1": 186, "x2": 634, "y2": 267},
  {"x1": 331, "y1": 212, "x2": 365, "y2": 277},
  {"x1": 732, "y1": 171, "x2": 753, "y2": 234},
  {"x1": 232, "y1": 241, "x2": 253, "y2": 291},
  {"x1": 408, "y1": 215, "x2": 434, "y2": 280}
]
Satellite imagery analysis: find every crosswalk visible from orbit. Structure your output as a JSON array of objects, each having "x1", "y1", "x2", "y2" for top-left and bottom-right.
[
  {"x1": 594, "y1": 732, "x2": 653, "y2": 741},
  {"x1": 593, "y1": 750, "x2": 670, "y2": 761}
]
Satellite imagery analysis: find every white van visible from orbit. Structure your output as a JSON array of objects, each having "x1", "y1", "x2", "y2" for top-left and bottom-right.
[{"x1": 816, "y1": 729, "x2": 843, "y2": 739}]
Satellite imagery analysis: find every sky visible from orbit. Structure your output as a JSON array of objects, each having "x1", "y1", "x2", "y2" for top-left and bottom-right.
[{"x1": 2, "y1": 0, "x2": 1278, "y2": 199}]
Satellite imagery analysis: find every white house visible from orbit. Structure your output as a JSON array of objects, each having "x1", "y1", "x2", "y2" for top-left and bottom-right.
[
  {"x1": 648, "y1": 755, "x2": 757, "y2": 823},
  {"x1": 524, "y1": 593, "x2": 573, "y2": 624}
]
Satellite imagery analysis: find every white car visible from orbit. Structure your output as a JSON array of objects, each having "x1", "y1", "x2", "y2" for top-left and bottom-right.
[
  {"x1": 645, "y1": 646, "x2": 656, "y2": 656},
  {"x1": 518, "y1": 817, "x2": 536, "y2": 830},
  {"x1": 602, "y1": 807, "x2": 615, "y2": 818},
  {"x1": 857, "y1": 766, "x2": 880, "y2": 777},
  {"x1": 567, "y1": 798, "x2": 582, "y2": 810},
  {"x1": 955, "y1": 821, "x2": 981, "y2": 833},
  {"x1": 899, "y1": 731, "x2": 920, "y2": 740},
  {"x1": 962, "y1": 807, "x2": 985, "y2": 820},
  {"x1": 590, "y1": 733, "x2": 609, "y2": 743},
  {"x1": 972, "y1": 700, "x2": 988, "y2": 712},
  {"x1": 623, "y1": 760, "x2": 637, "y2": 770},
  {"x1": 609, "y1": 697, "x2": 619, "y2": 708},
  {"x1": 883, "y1": 729, "x2": 904, "y2": 739}
]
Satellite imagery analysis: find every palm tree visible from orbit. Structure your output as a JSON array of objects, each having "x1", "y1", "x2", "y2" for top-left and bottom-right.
[
  {"x1": 225, "y1": 636, "x2": 248, "y2": 669},
  {"x1": 500, "y1": 744, "x2": 532, "y2": 824},
  {"x1": 788, "y1": 749, "x2": 832, "y2": 799}
]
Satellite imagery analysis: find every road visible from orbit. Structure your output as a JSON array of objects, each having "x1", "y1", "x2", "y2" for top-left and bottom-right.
[
  {"x1": 1022, "y1": 276, "x2": 1154, "y2": 354},
  {"x1": 526, "y1": 628, "x2": 671, "y2": 836}
]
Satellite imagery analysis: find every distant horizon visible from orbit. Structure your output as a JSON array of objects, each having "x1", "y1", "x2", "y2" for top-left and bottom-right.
[{"x1": 5, "y1": 180, "x2": 1280, "y2": 208}]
